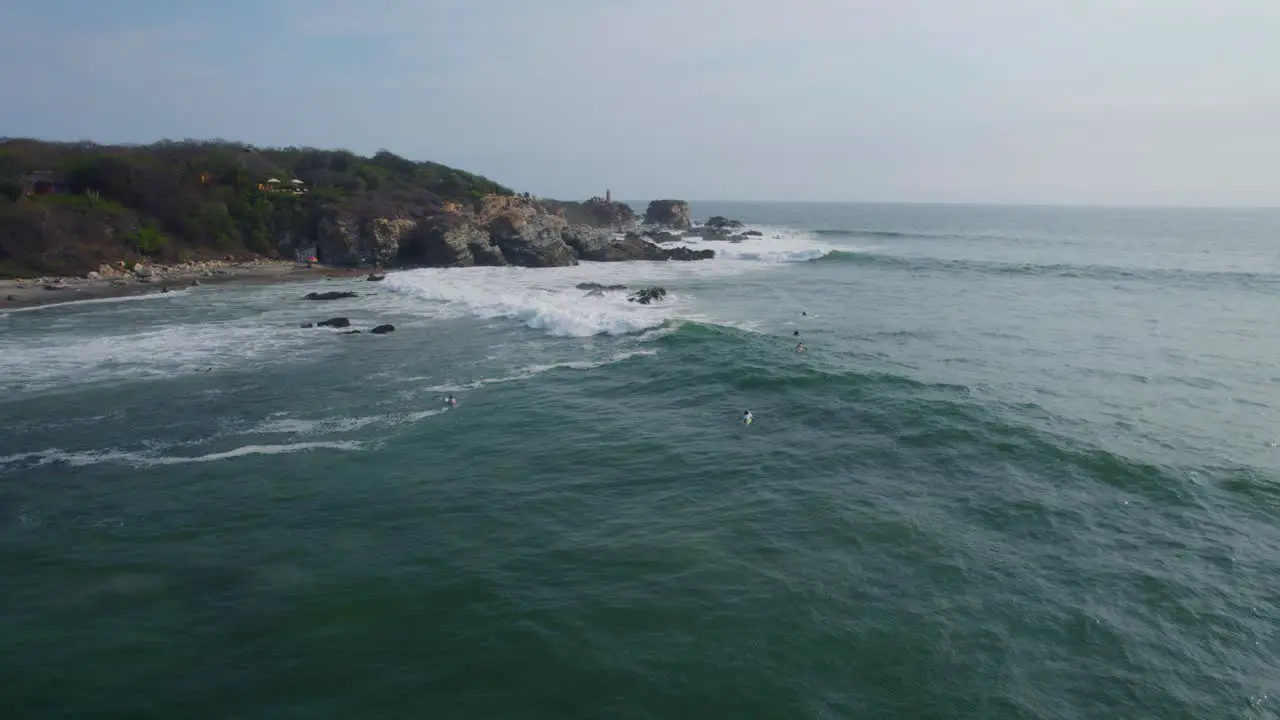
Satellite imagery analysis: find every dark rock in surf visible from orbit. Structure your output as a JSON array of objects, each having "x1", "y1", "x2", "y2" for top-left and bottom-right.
[
  {"x1": 576, "y1": 283, "x2": 627, "y2": 291},
  {"x1": 370, "y1": 324, "x2": 395, "y2": 334},
  {"x1": 366, "y1": 273, "x2": 386, "y2": 281},
  {"x1": 300, "y1": 322, "x2": 315, "y2": 328},
  {"x1": 706, "y1": 215, "x2": 744, "y2": 230},
  {"x1": 648, "y1": 231, "x2": 683, "y2": 243},
  {"x1": 744, "y1": 230, "x2": 763, "y2": 237},
  {"x1": 644, "y1": 200, "x2": 692, "y2": 229},
  {"x1": 317, "y1": 317, "x2": 351, "y2": 328},
  {"x1": 628, "y1": 287, "x2": 667, "y2": 305},
  {"x1": 342, "y1": 330, "x2": 362, "y2": 334},
  {"x1": 305, "y1": 291, "x2": 357, "y2": 301},
  {"x1": 665, "y1": 246, "x2": 714, "y2": 261}
]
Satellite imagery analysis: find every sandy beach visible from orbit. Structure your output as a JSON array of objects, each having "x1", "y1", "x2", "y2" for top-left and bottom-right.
[{"x1": 0, "y1": 261, "x2": 374, "y2": 311}]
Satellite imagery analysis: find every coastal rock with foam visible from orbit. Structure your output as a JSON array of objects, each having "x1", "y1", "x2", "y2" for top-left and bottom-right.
[
  {"x1": 644, "y1": 200, "x2": 693, "y2": 229},
  {"x1": 399, "y1": 214, "x2": 504, "y2": 267},
  {"x1": 479, "y1": 196, "x2": 578, "y2": 267}
]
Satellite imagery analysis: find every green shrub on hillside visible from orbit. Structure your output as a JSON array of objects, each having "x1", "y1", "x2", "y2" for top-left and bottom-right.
[{"x1": 132, "y1": 224, "x2": 167, "y2": 254}]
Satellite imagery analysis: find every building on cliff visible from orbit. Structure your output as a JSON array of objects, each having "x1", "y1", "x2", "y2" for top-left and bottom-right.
[
  {"x1": 21, "y1": 171, "x2": 58, "y2": 196},
  {"x1": 257, "y1": 178, "x2": 306, "y2": 195}
]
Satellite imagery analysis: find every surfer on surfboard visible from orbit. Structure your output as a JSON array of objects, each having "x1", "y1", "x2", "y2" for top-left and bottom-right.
[
  {"x1": 742, "y1": 410, "x2": 753, "y2": 425},
  {"x1": 446, "y1": 395, "x2": 458, "y2": 408}
]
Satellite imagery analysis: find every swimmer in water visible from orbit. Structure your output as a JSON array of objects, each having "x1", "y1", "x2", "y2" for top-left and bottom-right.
[
  {"x1": 796, "y1": 342, "x2": 805, "y2": 353},
  {"x1": 446, "y1": 395, "x2": 458, "y2": 408},
  {"x1": 742, "y1": 410, "x2": 753, "y2": 425},
  {"x1": 793, "y1": 330, "x2": 799, "y2": 336}
]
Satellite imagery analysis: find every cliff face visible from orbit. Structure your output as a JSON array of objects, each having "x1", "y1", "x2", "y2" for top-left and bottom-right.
[
  {"x1": 295, "y1": 192, "x2": 727, "y2": 267},
  {"x1": 644, "y1": 200, "x2": 692, "y2": 229},
  {"x1": 397, "y1": 214, "x2": 504, "y2": 267},
  {"x1": 474, "y1": 195, "x2": 577, "y2": 267},
  {"x1": 541, "y1": 197, "x2": 638, "y2": 231}
]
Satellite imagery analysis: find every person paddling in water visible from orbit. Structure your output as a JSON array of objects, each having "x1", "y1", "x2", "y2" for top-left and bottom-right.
[
  {"x1": 796, "y1": 342, "x2": 806, "y2": 353},
  {"x1": 446, "y1": 395, "x2": 458, "y2": 408},
  {"x1": 742, "y1": 410, "x2": 753, "y2": 425}
]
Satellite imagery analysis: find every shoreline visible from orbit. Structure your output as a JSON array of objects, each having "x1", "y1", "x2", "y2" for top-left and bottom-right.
[{"x1": 0, "y1": 262, "x2": 372, "y2": 311}]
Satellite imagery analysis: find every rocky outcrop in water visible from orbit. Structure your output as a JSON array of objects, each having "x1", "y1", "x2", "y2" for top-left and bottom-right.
[
  {"x1": 628, "y1": 287, "x2": 667, "y2": 304},
  {"x1": 370, "y1": 324, "x2": 395, "y2": 334},
  {"x1": 305, "y1": 291, "x2": 357, "y2": 300},
  {"x1": 398, "y1": 214, "x2": 505, "y2": 267},
  {"x1": 644, "y1": 200, "x2": 692, "y2": 229},
  {"x1": 488, "y1": 213, "x2": 578, "y2": 267},
  {"x1": 298, "y1": 196, "x2": 720, "y2": 271},
  {"x1": 541, "y1": 196, "x2": 639, "y2": 231},
  {"x1": 317, "y1": 317, "x2": 350, "y2": 328},
  {"x1": 706, "y1": 216, "x2": 744, "y2": 231}
]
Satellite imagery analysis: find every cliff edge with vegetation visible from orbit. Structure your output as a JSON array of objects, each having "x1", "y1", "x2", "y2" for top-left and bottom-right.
[{"x1": 0, "y1": 139, "x2": 697, "y2": 278}]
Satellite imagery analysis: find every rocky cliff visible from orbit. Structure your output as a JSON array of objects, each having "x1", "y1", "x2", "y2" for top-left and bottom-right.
[
  {"x1": 541, "y1": 196, "x2": 639, "y2": 231},
  {"x1": 321, "y1": 195, "x2": 713, "y2": 269},
  {"x1": 644, "y1": 200, "x2": 693, "y2": 229}
]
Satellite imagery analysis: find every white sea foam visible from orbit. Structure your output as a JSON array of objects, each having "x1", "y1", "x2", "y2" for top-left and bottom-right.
[
  {"x1": 240, "y1": 407, "x2": 449, "y2": 436},
  {"x1": 383, "y1": 268, "x2": 671, "y2": 337},
  {"x1": 414, "y1": 350, "x2": 655, "y2": 392},
  {"x1": 677, "y1": 227, "x2": 837, "y2": 264},
  {"x1": 381, "y1": 225, "x2": 833, "y2": 337},
  {"x1": 0, "y1": 287, "x2": 196, "y2": 314},
  {"x1": 0, "y1": 320, "x2": 333, "y2": 393},
  {"x1": 0, "y1": 441, "x2": 360, "y2": 472}
]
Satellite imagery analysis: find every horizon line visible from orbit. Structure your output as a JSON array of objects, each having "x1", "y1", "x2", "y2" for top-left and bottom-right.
[{"x1": 618, "y1": 199, "x2": 1280, "y2": 211}]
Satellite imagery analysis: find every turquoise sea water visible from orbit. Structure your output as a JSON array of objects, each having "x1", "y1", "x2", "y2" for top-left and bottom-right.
[{"x1": 3, "y1": 203, "x2": 1280, "y2": 718}]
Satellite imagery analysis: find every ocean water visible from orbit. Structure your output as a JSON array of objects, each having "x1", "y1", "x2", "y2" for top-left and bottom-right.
[{"x1": 3, "y1": 202, "x2": 1280, "y2": 719}]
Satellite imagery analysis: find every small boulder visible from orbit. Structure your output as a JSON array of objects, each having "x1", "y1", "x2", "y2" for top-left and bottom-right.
[
  {"x1": 744, "y1": 230, "x2": 763, "y2": 237},
  {"x1": 342, "y1": 330, "x2": 362, "y2": 335},
  {"x1": 366, "y1": 274, "x2": 386, "y2": 282},
  {"x1": 317, "y1": 317, "x2": 351, "y2": 328},
  {"x1": 300, "y1": 323, "x2": 315, "y2": 328},
  {"x1": 370, "y1": 324, "x2": 395, "y2": 334},
  {"x1": 705, "y1": 215, "x2": 744, "y2": 230},
  {"x1": 305, "y1": 291, "x2": 358, "y2": 300},
  {"x1": 134, "y1": 265, "x2": 153, "y2": 278},
  {"x1": 191, "y1": 279, "x2": 201, "y2": 286},
  {"x1": 576, "y1": 283, "x2": 627, "y2": 291},
  {"x1": 628, "y1": 287, "x2": 668, "y2": 305},
  {"x1": 666, "y1": 247, "x2": 715, "y2": 261},
  {"x1": 86, "y1": 271, "x2": 100, "y2": 280}
]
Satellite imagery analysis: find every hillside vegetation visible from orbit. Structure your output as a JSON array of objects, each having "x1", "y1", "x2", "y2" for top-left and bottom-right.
[{"x1": 0, "y1": 138, "x2": 515, "y2": 277}]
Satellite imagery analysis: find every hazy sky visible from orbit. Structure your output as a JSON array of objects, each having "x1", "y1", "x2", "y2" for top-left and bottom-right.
[{"x1": 1, "y1": 1, "x2": 1277, "y2": 205}]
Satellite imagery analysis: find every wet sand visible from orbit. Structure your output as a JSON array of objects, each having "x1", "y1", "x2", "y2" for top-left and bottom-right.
[{"x1": 0, "y1": 263, "x2": 373, "y2": 311}]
